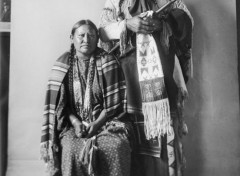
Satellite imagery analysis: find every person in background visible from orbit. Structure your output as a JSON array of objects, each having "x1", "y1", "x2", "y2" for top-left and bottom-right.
[
  {"x1": 40, "y1": 19, "x2": 133, "y2": 176},
  {"x1": 99, "y1": 0, "x2": 194, "y2": 175}
]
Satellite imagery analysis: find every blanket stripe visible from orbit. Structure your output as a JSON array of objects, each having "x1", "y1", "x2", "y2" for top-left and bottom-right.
[
  {"x1": 41, "y1": 50, "x2": 127, "y2": 172},
  {"x1": 96, "y1": 54, "x2": 127, "y2": 118}
]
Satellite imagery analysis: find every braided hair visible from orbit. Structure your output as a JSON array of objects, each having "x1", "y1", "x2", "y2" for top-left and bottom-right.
[
  {"x1": 68, "y1": 20, "x2": 99, "y2": 115},
  {"x1": 68, "y1": 43, "x2": 75, "y2": 112}
]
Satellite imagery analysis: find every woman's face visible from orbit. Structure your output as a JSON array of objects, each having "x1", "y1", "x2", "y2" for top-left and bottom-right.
[{"x1": 71, "y1": 24, "x2": 98, "y2": 57}]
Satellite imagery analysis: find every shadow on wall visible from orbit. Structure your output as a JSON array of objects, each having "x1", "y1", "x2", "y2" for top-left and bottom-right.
[
  {"x1": 183, "y1": 3, "x2": 207, "y2": 175},
  {"x1": 183, "y1": 1, "x2": 237, "y2": 176}
]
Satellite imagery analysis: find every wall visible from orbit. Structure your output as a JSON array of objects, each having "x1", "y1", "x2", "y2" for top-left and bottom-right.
[
  {"x1": 183, "y1": 0, "x2": 240, "y2": 176},
  {"x1": 7, "y1": 0, "x2": 240, "y2": 176}
]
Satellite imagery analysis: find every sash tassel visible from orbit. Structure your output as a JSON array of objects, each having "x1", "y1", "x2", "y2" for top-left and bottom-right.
[{"x1": 143, "y1": 99, "x2": 172, "y2": 140}]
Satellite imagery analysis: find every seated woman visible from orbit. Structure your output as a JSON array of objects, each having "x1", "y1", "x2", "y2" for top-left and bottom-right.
[{"x1": 40, "y1": 19, "x2": 132, "y2": 176}]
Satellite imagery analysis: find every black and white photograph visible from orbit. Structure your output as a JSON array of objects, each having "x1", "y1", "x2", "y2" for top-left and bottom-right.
[
  {"x1": 0, "y1": 0, "x2": 10, "y2": 32},
  {"x1": 0, "y1": 0, "x2": 240, "y2": 176},
  {"x1": 0, "y1": 0, "x2": 11, "y2": 22}
]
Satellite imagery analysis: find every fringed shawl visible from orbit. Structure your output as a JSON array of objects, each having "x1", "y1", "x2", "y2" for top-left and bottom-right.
[
  {"x1": 40, "y1": 52, "x2": 69, "y2": 159},
  {"x1": 40, "y1": 49, "x2": 127, "y2": 174},
  {"x1": 40, "y1": 52, "x2": 70, "y2": 175}
]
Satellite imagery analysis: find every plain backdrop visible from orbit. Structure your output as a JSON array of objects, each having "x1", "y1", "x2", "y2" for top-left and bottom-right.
[{"x1": 7, "y1": 0, "x2": 240, "y2": 176}]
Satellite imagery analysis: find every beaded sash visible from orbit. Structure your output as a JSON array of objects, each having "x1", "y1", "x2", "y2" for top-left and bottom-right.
[{"x1": 136, "y1": 32, "x2": 171, "y2": 139}]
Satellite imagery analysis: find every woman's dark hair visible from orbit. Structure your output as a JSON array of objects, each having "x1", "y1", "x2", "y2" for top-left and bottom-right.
[
  {"x1": 71, "y1": 19, "x2": 99, "y2": 39},
  {"x1": 69, "y1": 19, "x2": 99, "y2": 58},
  {"x1": 68, "y1": 20, "x2": 99, "y2": 109},
  {"x1": 69, "y1": 19, "x2": 99, "y2": 61}
]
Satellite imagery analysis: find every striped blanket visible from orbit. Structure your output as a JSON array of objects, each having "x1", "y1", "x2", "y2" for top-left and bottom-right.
[{"x1": 40, "y1": 49, "x2": 127, "y2": 173}]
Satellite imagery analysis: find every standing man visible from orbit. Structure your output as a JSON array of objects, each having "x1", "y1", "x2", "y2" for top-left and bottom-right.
[{"x1": 99, "y1": 0, "x2": 193, "y2": 176}]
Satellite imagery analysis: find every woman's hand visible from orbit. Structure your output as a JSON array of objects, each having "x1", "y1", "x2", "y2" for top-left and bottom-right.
[
  {"x1": 126, "y1": 15, "x2": 162, "y2": 34},
  {"x1": 85, "y1": 121, "x2": 101, "y2": 138},
  {"x1": 69, "y1": 114, "x2": 87, "y2": 138},
  {"x1": 72, "y1": 120, "x2": 87, "y2": 138}
]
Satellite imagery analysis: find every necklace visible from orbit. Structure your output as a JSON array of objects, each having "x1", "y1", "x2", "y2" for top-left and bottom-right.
[
  {"x1": 74, "y1": 55, "x2": 95, "y2": 122},
  {"x1": 75, "y1": 56, "x2": 89, "y2": 84}
]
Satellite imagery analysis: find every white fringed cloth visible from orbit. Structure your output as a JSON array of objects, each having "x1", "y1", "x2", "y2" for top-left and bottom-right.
[{"x1": 136, "y1": 33, "x2": 172, "y2": 140}]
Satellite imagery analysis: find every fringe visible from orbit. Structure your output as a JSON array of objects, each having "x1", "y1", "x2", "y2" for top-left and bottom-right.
[
  {"x1": 40, "y1": 142, "x2": 51, "y2": 162},
  {"x1": 143, "y1": 99, "x2": 172, "y2": 140},
  {"x1": 79, "y1": 136, "x2": 98, "y2": 176},
  {"x1": 40, "y1": 142, "x2": 60, "y2": 175}
]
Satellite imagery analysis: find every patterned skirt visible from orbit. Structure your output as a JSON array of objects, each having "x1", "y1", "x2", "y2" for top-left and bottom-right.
[{"x1": 60, "y1": 126, "x2": 131, "y2": 176}]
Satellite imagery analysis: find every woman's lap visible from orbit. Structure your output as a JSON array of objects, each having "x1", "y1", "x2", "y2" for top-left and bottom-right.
[
  {"x1": 60, "y1": 128, "x2": 88, "y2": 176},
  {"x1": 60, "y1": 128, "x2": 131, "y2": 176},
  {"x1": 97, "y1": 133, "x2": 131, "y2": 176}
]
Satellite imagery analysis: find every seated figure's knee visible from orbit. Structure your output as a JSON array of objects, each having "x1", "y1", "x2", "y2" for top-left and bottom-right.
[{"x1": 97, "y1": 134, "x2": 131, "y2": 153}]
